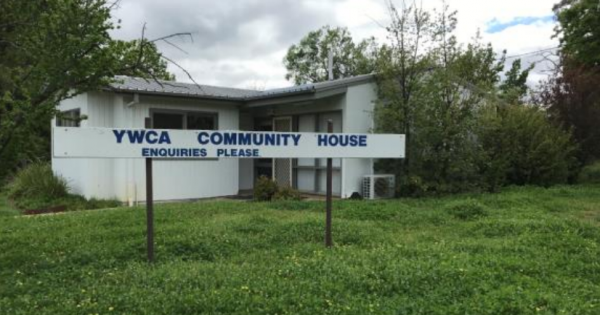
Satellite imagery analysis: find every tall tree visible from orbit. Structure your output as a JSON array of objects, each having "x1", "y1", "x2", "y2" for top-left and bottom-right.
[
  {"x1": 499, "y1": 59, "x2": 534, "y2": 103},
  {"x1": 0, "y1": 0, "x2": 177, "y2": 181},
  {"x1": 553, "y1": 0, "x2": 600, "y2": 68},
  {"x1": 374, "y1": 1, "x2": 550, "y2": 195},
  {"x1": 283, "y1": 26, "x2": 377, "y2": 85},
  {"x1": 536, "y1": 0, "x2": 600, "y2": 164},
  {"x1": 538, "y1": 61, "x2": 600, "y2": 163},
  {"x1": 373, "y1": 2, "x2": 432, "y2": 188}
]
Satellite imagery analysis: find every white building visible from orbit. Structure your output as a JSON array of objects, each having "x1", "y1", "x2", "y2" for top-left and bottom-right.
[{"x1": 52, "y1": 74, "x2": 379, "y2": 202}]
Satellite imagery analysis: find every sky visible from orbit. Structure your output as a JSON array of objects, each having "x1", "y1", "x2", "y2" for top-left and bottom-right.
[{"x1": 110, "y1": 0, "x2": 559, "y2": 89}]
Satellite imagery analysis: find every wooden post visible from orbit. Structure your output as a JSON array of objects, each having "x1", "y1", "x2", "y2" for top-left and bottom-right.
[
  {"x1": 325, "y1": 119, "x2": 333, "y2": 248},
  {"x1": 144, "y1": 118, "x2": 154, "y2": 263},
  {"x1": 325, "y1": 48, "x2": 334, "y2": 248}
]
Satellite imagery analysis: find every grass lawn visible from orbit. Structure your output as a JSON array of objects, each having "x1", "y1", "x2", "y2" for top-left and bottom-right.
[
  {"x1": 0, "y1": 193, "x2": 20, "y2": 217},
  {"x1": 1, "y1": 185, "x2": 599, "y2": 314}
]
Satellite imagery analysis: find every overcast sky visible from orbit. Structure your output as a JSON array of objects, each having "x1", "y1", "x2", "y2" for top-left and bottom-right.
[{"x1": 110, "y1": 0, "x2": 559, "y2": 89}]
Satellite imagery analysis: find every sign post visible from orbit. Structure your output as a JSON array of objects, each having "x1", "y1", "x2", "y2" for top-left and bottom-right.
[
  {"x1": 144, "y1": 118, "x2": 154, "y2": 263},
  {"x1": 53, "y1": 126, "x2": 405, "y2": 258},
  {"x1": 325, "y1": 120, "x2": 333, "y2": 247}
]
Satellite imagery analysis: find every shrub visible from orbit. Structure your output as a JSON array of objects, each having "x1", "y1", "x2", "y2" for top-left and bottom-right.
[
  {"x1": 578, "y1": 161, "x2": 600, "y2": 184},
  {"x1": 446, "y1": 199, "x2": 488, "y2": 220},
  {"x1": 253, "y1": 176, "x2": 278, "y2": 201},
  {"x1": 273, "y1": 186, "x2": 302, "y2": 201},
  {"x1": 7, "y1": 162, "x2": 68, "y2": 202},
  {"x1": 7, "y1": 162, "x2": 121, "y2": 212},
  {"x1": 83, "y1": 198, "x2": 121, "y2": 210},
  {"x1": 398, "y1": 175, "x2": 429, "y2": 197},
  {"x1": 478, "y1": 104, "x2": 578, "y2": 189}
]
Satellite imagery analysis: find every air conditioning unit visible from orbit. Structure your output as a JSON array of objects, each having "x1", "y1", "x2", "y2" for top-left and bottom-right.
[{"x1": 362, "y1": 175, "x2": 395, "y2": 200}]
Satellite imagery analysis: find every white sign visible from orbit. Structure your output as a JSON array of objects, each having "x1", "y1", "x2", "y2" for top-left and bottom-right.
[{"x1": 53, "y1": 127, "x2": 405, "y2": 159}]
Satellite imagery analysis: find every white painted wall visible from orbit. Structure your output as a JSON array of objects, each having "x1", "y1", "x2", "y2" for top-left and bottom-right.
[
  {"x1": 53, "y1": 92, "x2": 240, "y2": 202},
  {"x1": 341, "y1": 83, "x2": 377, "y2": 198},
  {"x1": 238, "y1": 112, "x2": 254, "y2": 191},
  {"x1": 52, "y1": 93, "x2": 89, "y2": 196}
]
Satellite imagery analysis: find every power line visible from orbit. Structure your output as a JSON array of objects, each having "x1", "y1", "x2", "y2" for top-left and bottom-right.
[{"x1": 503, "y1": 47, "x2": 558, "y2": 60}]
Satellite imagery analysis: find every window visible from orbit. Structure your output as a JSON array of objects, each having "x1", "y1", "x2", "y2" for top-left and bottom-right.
[
  {"x1": 152, "y1": 110, "x2": 217, "y2": 130},
  {"x1": 56, "y1": 109, "x2": 81, "y2": 127},
  {"x1": 153, "y1": 112, "x2": 184, "y2": 129},
  {"x1": 187, "y1": 113, "x2": 216, "y2": 130}
]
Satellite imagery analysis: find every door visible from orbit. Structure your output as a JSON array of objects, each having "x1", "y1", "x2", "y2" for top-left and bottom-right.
[{"x1": 273, "y1": 117, "x2": 293, "y2": 187}]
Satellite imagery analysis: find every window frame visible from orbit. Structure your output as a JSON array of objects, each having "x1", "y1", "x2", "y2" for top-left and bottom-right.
[{"x1": 56, "y1": 108, "x2": 81, "y2": 127}]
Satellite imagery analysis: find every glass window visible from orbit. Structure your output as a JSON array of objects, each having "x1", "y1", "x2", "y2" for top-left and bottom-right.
[
  {"x1": 56, "y1": 109, "x2": 81, "y2": 127},
  {"x1": 152, "y1": 111, "x2": 217, "y2": 130},
  {"x1": 153, "y1": 112, "x2": 184, "y2": 129},
  {"x1": 187, "y1": 113, "x2": 216, "y2": 130}
]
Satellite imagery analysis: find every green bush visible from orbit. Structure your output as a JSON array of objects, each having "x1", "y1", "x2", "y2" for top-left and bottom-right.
[
  {"x1": 253, "y1": 176, "x2": 279, "y2": 201},
  {"x1": 578, "y1": 161, "x2": 600, "y2": 184},
  {"x1": 14, "y1": 193, "x2": 121, "y2": 213},
  {"x1": 398, "y1": 175, "x2": 429, "y2": 197},
  {"x1": 7, "y1": 162, "x2": 68, "y2": 202},
  {"x1": 446, "y1": 199, "x2": 488, "y2": 220},
  {"x1": 7, "y1": 162, "x2": 120, "y2": 212},
  {"x1": 83, "y1": 197, "x2": 121, "y2": 210},
  {"x1": 478, "y1": 105, "x2": 578, "y2": 190},
  {"x1": 378, "y1": 102, "x2": 579, "y2": 197},
  {"x1": 273, "y1": 186, "x2": 302, "y2": 201}
]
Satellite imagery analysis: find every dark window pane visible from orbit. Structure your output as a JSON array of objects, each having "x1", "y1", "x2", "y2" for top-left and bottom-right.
[
  {"x1": 56, "y1": 109, "x2": 81, "y2": 127},
  {"x1": 153, "y1": 113, "x2": 183, "y2": 129},
  {"x1": 187, "y1": 113, "x2": 216, "y2": 130},
  {"x1": 257, "y1": 166, "x2": 272, "y2": 179}
]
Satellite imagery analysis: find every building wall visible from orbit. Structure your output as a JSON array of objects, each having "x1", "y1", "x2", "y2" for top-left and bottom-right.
[
  {"x1": 238, "y1": 112, "x2": 254, "y2": 191},
  {"x1": 241, "y1": 85, "x2": 378, "y2": 198},
  {"x1": 341, "y1": 83, "x2": 377, "y2": 198},
  {"x1": 52, "y1": 93, "x2": 89, "y2": 196},
  {"x1": 53, "y1": 80, "x2": 379, "y2": 201},
  {"x1": 53, "y1": 92, "x2": 241, "y2": 202},
  {"x1": 246, "y1": 95, "x2": 347, "y2": 196}
]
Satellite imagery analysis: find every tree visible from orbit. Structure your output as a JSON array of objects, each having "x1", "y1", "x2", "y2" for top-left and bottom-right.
[
  {"x1": 0, "y1": 0, "x2": 177, "y2": 182},
  {"x1": 110, "y1": 39, "x2": 176, "y2": 81},
  {"x1": 553, "y1": 0, "x2": 600, "y2": 68},
  {"x1": 374, "y1": 1, "x2": 558, "y2": 195},
  {"x1": 499, "y1": 59, "x2": 534, "y2": 103},
  {"x1": 478, "y1": 104, "x2": 577, "y2": 191},
  {"x1": 375, "y1": 2, "x2": 502, "y2": 194},
  {"x1": 283, "y1": 26, "x2": 377, "y2": 85},
  {"x1": 535, "y1": 0, "x2": 600, "y2": 165},
  {"x1": 538, "y1": 60, "x2": 600, "y2": 164},
  {"x1": 373, "y1": 2, "x2": 432, "y2": 190}
]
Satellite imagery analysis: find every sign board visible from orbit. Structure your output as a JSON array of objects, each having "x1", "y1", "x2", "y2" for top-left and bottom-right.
[{"x1": 53, "y1": 127, "x2": 405, "y2": 159}]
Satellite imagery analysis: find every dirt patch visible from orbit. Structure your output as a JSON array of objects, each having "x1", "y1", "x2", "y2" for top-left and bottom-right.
[{"x1": 24, "y1": 205, "x2": 67, "y2": 215}]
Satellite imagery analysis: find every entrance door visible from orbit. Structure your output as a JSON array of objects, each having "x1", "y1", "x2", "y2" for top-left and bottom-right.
[{"x1": 273, "y1": 117, "x2": 293, "y2": 187}]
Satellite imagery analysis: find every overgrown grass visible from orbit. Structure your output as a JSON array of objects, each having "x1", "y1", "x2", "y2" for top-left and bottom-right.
[
  {"x1": 0, "y1": 192, "x2": 19, "y2": 217},
  {"x1": 1, "y1": 185, "x2": 599, "y2": 314},
  {"x1": 6, "y1": 162, "x2": 121, "y2": 212},
  {"x1": 7, "y1": 162, "x2": 69, "y2": 203}
]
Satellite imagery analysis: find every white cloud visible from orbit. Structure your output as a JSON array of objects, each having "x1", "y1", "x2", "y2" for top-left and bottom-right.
[{"x1": 110, "y1": 0, "x2": 560, "y2": 88}]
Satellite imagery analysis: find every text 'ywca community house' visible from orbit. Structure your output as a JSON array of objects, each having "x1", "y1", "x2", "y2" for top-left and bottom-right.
[{"x1": 52, "y1": 74, "x2": 380, "y2": 203}]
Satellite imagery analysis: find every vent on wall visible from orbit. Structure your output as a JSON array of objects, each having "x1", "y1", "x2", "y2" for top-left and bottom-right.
[{"x1": 362, "y1": 175, "x2": 395, "y2": 199}]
